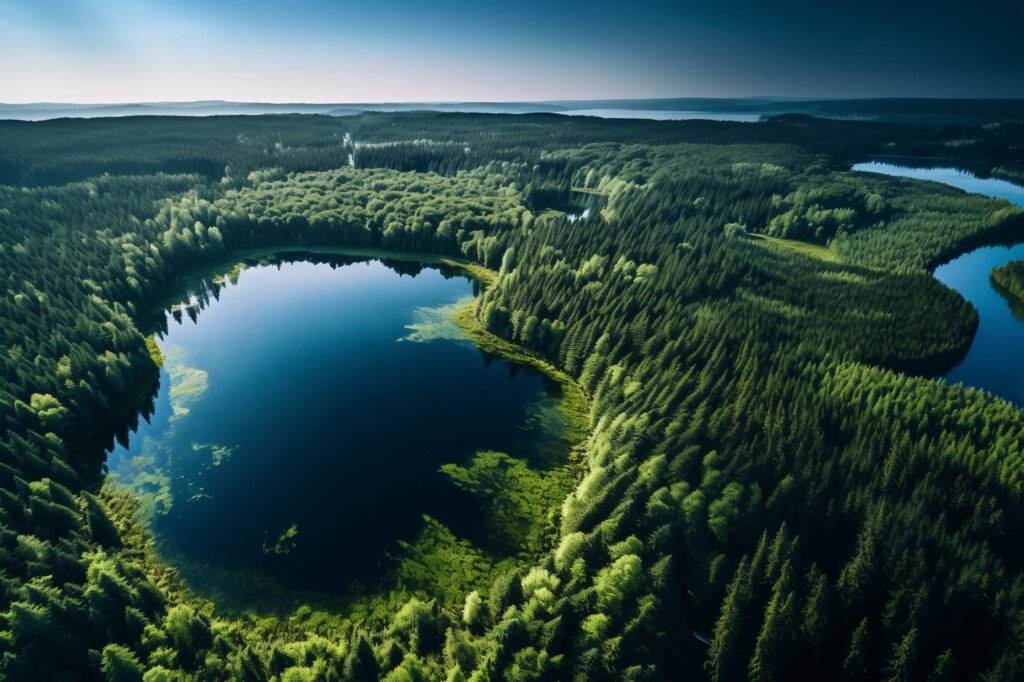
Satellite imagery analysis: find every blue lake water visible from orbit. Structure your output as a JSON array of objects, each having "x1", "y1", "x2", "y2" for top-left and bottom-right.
[
  {"x1": 108, "y1": 255, "x2": 565, "y2": 607},
  {"x1": 560, "y1": 108, "x2": 761, "y2": 122},
  {"x1": 852, "y1": 162, "x2": 1024, "y2": 405}
]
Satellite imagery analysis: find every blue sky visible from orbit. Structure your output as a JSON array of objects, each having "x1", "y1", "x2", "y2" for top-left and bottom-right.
[{"x1": 1, "y1": 0, "x2": 1021, "y2": 103}]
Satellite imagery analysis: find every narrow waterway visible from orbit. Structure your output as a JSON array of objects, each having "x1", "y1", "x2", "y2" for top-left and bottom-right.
[{"x1": 852, "y1": 162, "x2": 1024, "y2": 405}]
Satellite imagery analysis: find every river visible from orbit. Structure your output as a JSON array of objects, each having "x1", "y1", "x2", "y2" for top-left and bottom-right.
[{"x1": 852, "y1": 162, "x2": 1024, "y2": 405}]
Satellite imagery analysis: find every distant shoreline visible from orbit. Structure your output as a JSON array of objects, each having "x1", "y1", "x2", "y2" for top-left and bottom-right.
[{"x1": 3, "y1": 96, "x2": 1023, "y2": 123}]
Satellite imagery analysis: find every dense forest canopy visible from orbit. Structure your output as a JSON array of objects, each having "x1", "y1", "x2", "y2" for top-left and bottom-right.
[
  {"x1": 1, "y1": 110, "x2": 1024, "y2": 681},
  {"x1": 991, "y1": 260, "x2": 1024, "y2": 309}
]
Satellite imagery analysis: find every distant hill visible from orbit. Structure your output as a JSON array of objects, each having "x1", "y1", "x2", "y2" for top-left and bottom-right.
[
  {"x1": 2, "y1": 97, "x2": 1023, "y2": 124},
  {"x1": 0, "y1": 101, "x2": 343, "y2": 121}
]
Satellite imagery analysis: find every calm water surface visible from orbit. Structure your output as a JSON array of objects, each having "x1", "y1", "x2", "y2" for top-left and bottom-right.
[
  {"x1": 108, "y1": 256, "x2": 564, "y2": 606},
  {"x1": 853, "y1": 162, "x2": 1024, "y2": 405},
  {"x1": 561, "y1": 108, "x2": 761, "y2": 122}
]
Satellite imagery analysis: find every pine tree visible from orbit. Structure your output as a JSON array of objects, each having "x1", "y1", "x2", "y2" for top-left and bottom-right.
[{"x1": 343, "y1": 635, "x2": 379, "y2": 682}]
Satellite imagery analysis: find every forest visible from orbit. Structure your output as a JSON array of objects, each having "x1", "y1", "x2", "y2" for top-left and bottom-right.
[
  {"x1": 992, "y1": 260, "x2": 1024, "y2": 308},
  {"x1": 1, "y1": 110, "x2": 1024, "y2": 681}
]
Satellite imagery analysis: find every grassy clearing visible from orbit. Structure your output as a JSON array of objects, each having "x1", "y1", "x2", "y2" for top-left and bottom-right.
[{"x1": 749, "y1": 232, "x2": 842, "y2": 263}]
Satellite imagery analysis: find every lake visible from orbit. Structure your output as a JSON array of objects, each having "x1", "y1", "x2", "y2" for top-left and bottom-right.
[
  {"x1": 107, "y1": 255, "x2": 566, "y2": 608},
  {"x1": 560, "y1": 108, "x2": 761, "y2": 122},
  {"x1": 0, "y1": 102, "x2": 765, "y2": 122},
  {"x1": 852, "y1": 162, "x2": 1024, "y2": 405}
]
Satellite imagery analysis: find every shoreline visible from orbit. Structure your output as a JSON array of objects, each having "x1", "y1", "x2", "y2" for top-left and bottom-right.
[{"x1": 108, "y1": 244, "x2": 592, "y2": 622}]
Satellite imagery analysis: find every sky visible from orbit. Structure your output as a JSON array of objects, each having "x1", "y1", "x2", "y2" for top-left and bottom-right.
[{"x1": 1, "y1": 0, "x2": 1022, "y2": 103}]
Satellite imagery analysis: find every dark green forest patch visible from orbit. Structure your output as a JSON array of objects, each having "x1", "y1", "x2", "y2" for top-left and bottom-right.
[{"x1": 992, "y1": 259, "x2": 1024, "y2": 311}]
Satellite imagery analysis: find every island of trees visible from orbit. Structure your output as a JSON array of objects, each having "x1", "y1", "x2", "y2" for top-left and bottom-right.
[
  {"x1": 1, "y1": 110, "x2": 1024, "y2": 680},
  {"x1": 992, "y1": 259, "x2": 1024, "y2": 309}
]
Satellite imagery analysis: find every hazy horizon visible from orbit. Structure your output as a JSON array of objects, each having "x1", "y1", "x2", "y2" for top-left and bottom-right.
[
  {"x1": 6, "y1": 95, "x2": 1024, "y2": 107},
  {"x1": 6, "y1": 94, "x2": 1024, "y2": 105}
]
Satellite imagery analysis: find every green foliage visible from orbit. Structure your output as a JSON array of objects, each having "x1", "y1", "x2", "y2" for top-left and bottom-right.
[
  {"x1": 343, "y1": 635, "x2": 379, "y2": 681},
  {"x1": 991, "y1": 258, "x2": 1024, "y2": 309},
  {"x1": 262, "y1": 523, "x2": 299, "y2": 555},
  {"x1": 101, "y1": 643, "x2": 145, "y2": 682},
  {"x1": 1, "y1": 111, "x2": 1024, "y2": 681},
  {"x1": 393, "y1": 598, "x2": 444, "y2": 657},
  {"x1": 461, "y1": 591, "x2": 486, "y2": 633}
]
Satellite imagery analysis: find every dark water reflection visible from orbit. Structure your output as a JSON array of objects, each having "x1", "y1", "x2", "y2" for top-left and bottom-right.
[{"x1": 108, "y1": 256, "x2": 566, "y2": 608}]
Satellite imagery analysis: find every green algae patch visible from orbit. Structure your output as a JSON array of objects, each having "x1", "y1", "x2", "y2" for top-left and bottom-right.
[
  {"x1": 192, "y1": 441, "x2": 235, "y2": 466},
  {"x1": 749, "y1": 232, "x2": 841, "y2": 263},
  {"x1": 400, "y1": 298, "x2": 474, "y2": 344},
  {"x1": 264, "y1": 523, "x2": 300, "y2": 555},
  {"x1": 163, "y1": 346, "x2": 209, "y2": 420}
]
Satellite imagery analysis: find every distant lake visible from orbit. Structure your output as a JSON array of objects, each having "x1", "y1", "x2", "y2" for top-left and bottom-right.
[
  {"x1": 107, "y1": 256, "x2": 565, "y2": 608},
  {"x1": 852, "y1": 162, "x2": 1024, "y2": 405},
  {"x1": 0, "y1": 102, "x2": 765, "y2": 122},
  {"x1": 560, "y1": 108, "x2": 761, "y2": 122}
]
